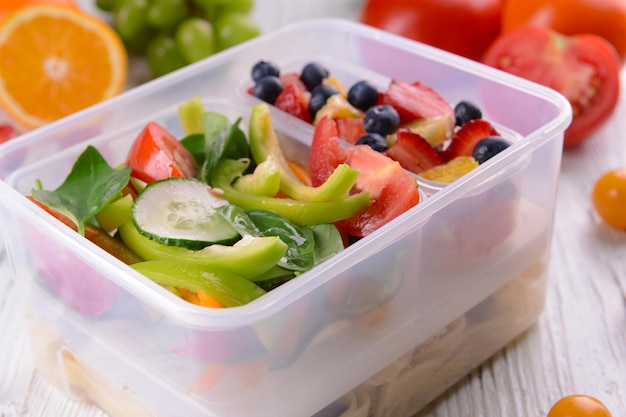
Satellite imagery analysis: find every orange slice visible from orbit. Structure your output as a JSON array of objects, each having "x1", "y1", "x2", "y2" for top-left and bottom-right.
[{"x1": 0, "y1": 5, "x2": 127, "y2": 129}]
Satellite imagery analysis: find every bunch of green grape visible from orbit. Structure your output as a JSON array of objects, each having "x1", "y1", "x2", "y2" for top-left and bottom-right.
[{"x1": 96, "y1": 0, "x2": 261, "y2": 78}]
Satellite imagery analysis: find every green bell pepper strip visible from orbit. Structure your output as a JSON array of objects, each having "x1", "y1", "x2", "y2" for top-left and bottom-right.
[
  {"x1": 118, "y1": 220, "x2": 288, "y2": 280},
  {"x1": 131, "y1": 260, "x2": 266, "y2": 307},
  {"x1": 248, "y1": 103, "x2": 359, "y2": 202},
  {"x1": 178, "y1": 96, "x2": 205, "y2": 136},
  {"x1": 232, "y1": 156, "x2": 280, "y2": 197},
  {"x1": 210, "y1": 158, "x2": 370, "y2": 226}
]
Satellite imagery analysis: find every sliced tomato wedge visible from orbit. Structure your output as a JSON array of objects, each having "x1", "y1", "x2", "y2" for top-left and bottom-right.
[
  {"x1": 309, "y1": 116, "x2": 421, "y2": 238},
  {"x1": 0, "y1": 124, "x2": 16, "y2": 144},
  {"x1": 126, "y1": 121, "x2": 198, "y2": 183},
  {"x1": 482, "y1": 26, "x2": 620, "y2": 147}
]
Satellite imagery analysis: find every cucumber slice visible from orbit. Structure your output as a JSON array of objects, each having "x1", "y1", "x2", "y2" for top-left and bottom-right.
[{"x1": 132, "y1": 177, "x2": 239, "y2": 249}]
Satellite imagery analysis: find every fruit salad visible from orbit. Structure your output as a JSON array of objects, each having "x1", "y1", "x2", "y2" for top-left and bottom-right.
[{"x1": 247, "y1": 60, "x2": 514, "y2": 187}]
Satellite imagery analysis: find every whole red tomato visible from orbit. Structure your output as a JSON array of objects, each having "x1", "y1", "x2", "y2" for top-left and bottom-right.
[
  {"x1": 482, "y1": 26, "x2": 621, "y2": 148},
  {"x1": 501, "y1": 0, "x2": 626, "y2": 62},
  {"x1": 359, "y1": 0, "x2": 503, "y2": 61}
]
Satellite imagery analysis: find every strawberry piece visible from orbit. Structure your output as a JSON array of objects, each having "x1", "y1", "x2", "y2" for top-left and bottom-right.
[
  {"x1": 274, "y1": 83, "x2": 312, "y2": 123},
  {"x1": 442, "y1": 119, "x2": 499, "y2": 161},
  {"x1": 336, "y1": 117, "x2": 366, "y2": 144},
  {"x1": 280, "y1": 72, "x2": 307, "y2": 91},
  {"x1": 383, "y1": 129, "x2": 443, "y2": 174},
  {"x1": 383, "y1": 80, "x2": 454, "y2": 124}
]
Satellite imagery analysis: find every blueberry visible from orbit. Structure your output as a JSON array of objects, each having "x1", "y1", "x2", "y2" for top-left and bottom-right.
[
  {"x1": 347, "y1": 80, "x2": 379, "y2": 111},
  {"x1": 301, "y1": 62, "x2": 329, "y2": 91},
  {"x1": 253, "y1": 75, "x2": 283, "y2": 104},
  {"x1": 472, "y1": 136, "x2": 510, "y2": 164},
  {"x1": 356, "y1": 132, "x2": 389, "y2": 152},
  {"x1": 455, "y1": 100, "x2": 482, "y2": 126},
  {"x1": 308, "y1": 84, "x2": 339, "y2": 118},
  {"x1": 251, "y1": 61, "x2": 280, "y2": 82},
  {"x1": 363, "y1": 105, "x2": 400, "y2": 136}
]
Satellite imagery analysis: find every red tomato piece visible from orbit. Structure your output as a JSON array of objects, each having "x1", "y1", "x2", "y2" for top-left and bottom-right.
[
  {"x1": 383, "y1": 80, "x2": 453, "y2": 125},
  {"x1": 359, "y1": 0, "x2": 503, "y2": 61},
  {"x1": 309, "y1": 116, "x2": 348, "y2": 187},
  {"x1": 0, "y1": 123, "x2": 16, "y2": 144},
  {"x1": 501, "y1": 0, "x2": 626, "y2": 63},
  {"x1": 383, "y1": 129, "x2": 443, "y2": 174},
  {"x1": 309, "y1": 117, "x2": 421, "y2": 238},
  {"x1": 126, "y1": 121, "x2": 198, "y2": 183},
  {"x1": 337, "y1": 145, "x2": 421, "y2": 237},
  {"x1": 482, "y1": 26, "x2": 620, "y2": 148},
  {"x1": 274, "y1": 83, "x2": 312, "y2": 123},
  {"x1": 335, "y1": 117, "x2": 366, "y2": 144}
]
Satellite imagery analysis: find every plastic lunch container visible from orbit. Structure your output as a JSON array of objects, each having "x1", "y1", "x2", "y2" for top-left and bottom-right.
[{"x1": 0, "y1": 19, "x2": 571, "y2": 417}]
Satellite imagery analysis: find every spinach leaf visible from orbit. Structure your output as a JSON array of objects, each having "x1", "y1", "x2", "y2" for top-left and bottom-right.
[
  {"x1": 246, "y1": 209, "x2": 315, "y2": 272},
  {"x1": 216, "y1": 204, "x2": 316, "y2": 272},
  {"x1": 183, "y1": 112, "x2": 250, "y2": 182},
  {"x1": 31, "y1": 145, "x2": 131, "y2": 236},
  {"x1": 310, "y1": 223, "x2": 344, "y2": 265},
  {"x1": 180, "y1": 133, "x2": 206, "y2": 166}
]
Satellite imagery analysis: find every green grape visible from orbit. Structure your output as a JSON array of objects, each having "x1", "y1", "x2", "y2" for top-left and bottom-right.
[
  {"x1": 146, "y1": 33, "x2": 188, "y2": 77},
  {"x1": 113, "y1": 0, "x2": 150, "y2": 42},
  {"x1": 96, "y1": 0, "x2": 120, "y2": 12},
  {"x1": 147, "y1": 0, "x2": 190, "y2": 29},
  {"x1": 123, "y1": 26, "x2": 157, "y2": 56},
  {"x1": 175, "y1": 17, "x2": 217, "y2": 63},
  {"x1": 213, "y1": 12, "x2": 260, "y2": 51},
  {"x1": 219, "y1": 0, "x2": 254, "y2": 14}
]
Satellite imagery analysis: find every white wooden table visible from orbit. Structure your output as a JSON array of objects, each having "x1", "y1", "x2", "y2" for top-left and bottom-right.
[{"x1": 2, "y1": 1, "x2": 626, "y2": 416}]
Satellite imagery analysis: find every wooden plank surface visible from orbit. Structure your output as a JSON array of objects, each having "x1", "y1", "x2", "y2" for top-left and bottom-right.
[{"x1": 1, "y1": 0, "x2": 626, "y2": 416}]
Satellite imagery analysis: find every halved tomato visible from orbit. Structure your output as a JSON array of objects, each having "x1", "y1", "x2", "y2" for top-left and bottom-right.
[
  {"x1": 126, "y1": 121, "x2": 198, "y2": 183},
  {"x1": 310, "y1": 116, "x2": 421, "y2": 238},
  {"x1": 482, "y1": 26, "x2": 620, "y2": 147},
  {"x1": 501, "y1": 0, "x2": 626, "y2": 63}
]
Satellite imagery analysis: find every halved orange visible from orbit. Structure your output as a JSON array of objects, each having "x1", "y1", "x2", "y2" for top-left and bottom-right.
[
  {"x1": 0, "y1": 1, "x2": 79, "y2": 22},
  {"x1": 0, "y1": 5, "x2": 127, "y2": 129}
]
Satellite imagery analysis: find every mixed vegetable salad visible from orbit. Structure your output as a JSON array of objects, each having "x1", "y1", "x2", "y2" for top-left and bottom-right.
[{"x1": 28, "y1": 95, "x2": 414, "y2": 309}]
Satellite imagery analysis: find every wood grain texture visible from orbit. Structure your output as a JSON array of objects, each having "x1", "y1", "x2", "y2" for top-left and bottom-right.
[{"x1": 1, "y1": 0, "x2": 626, "y2": 416}]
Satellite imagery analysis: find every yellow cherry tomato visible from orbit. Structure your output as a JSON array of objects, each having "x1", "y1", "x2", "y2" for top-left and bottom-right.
[
  {"x1": 547, "y1": 394, "x2": 613, "y2": 417},
  {"x1": 592, "y1": 168, "x2": 626, "y2": 229}
]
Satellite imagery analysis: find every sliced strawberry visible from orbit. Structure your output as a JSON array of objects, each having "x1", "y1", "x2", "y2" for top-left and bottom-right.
[
  {"x1": 442, "y1": 119, "x2": 499, "y2": 161},
  {"x1": 383, "y1": 129, "x2": 443, "y2": 174},
  {"x1": 383, "y1": 80, "x2": 454, "y2": 124},
  {"x1": 336, "y1": 117, "x2": 366, "y2": 144},
  {"x1": 280, "y1": 72, "x2": 307, "y2": 91},
  {"x1": 274, "y1": 84, "x2": 312, "y2": 123}
]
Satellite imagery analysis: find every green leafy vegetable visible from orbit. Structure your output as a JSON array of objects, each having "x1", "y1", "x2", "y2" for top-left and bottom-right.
[
  {"x1": 31, "y1": 145, "x2": 131, "y2": 236},
  {"x1": 180, "y1": 110, "x2": 250, "y2": 182},
  {"x1": 216, "y1": 205, "x2": 316, "y2": 271},
  {"x1": 310, "y1": 223, "x2": 344, "y2": 265}
]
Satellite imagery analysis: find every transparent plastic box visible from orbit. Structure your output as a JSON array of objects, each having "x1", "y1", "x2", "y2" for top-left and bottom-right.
[{"x1": 0, "y1": 19, "x2": 571, "y2": 417}]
